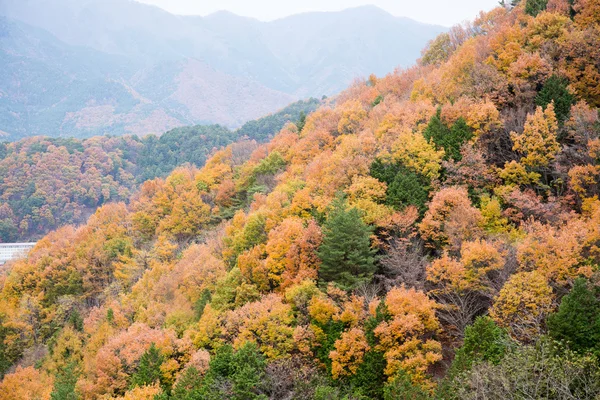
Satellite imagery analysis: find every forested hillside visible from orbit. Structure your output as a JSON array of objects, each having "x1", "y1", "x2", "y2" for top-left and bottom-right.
[
  {"x1": 1, "y1": 1, "x2": 600, "y2": 399},
  {"x1": 0, "y1": 99, "x2": 319, "y2": 241}
]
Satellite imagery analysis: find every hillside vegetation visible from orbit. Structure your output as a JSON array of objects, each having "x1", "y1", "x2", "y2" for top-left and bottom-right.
[
  {"x1": 1, "y1": 1, "x2": 600, "y2": 399},
  {"x1": 0, "y1": 99, "x2": 319, "y2": 241}
]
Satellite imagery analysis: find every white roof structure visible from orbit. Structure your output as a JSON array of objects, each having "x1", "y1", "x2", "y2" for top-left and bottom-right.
[{"x1": 0, "y1": 243, "x2": 36, "y2": 264}]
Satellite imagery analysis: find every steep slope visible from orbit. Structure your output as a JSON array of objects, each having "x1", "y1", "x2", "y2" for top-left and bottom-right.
[{"x1": 2, "y1": 2, "x2": 599, "y2": 399}]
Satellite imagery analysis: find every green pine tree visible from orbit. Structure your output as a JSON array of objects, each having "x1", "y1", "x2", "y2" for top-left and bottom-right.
[
  {"x1": 423, "y1": 110, "x2": 472, "y2": 161},
  {"x1": 209, "y1": 344, "x2": 235, "y2": 378},
  {"x1": 372, "y1": 95, "x2": 384, "y2": 107},
  {"x1": 51, "y1": 362, "x2": 79, "y2": 400},
  {"x1": 230, "y1": 342, "x2": 267, "y2": 399},
  {"x1": 448, "y1": 118, "x2": 473, "y2": 161},
  {"x1": 130, "y1": 343, "x2": 164, "y2": 389},
  {"x1": 370, "y1": 158, "x2": 431, "y2": 213},
  {"x1": 107, "y1": 308, "x2": 114, "y2": 324},
  {"x1": 317, "y1": 197, "x2": 376, "y2": 290},
  {"x1": 525, "y1": 0, "x2": 548, "y2": 16},
  {"x1": 296, "y1": 112, "x2": 307, "y2": 133},
  {"x1": 194, "y1": 289, "x2": 212, "y2": 321},
  {"x1": 423, "y1": 109, "x2": 451, "y2": 154},
  {"x1": 349, "y1": 301, "x2": 389, "y2": 398},
  {"x1": 535, "y1": 75, "x2": 576, "y2": 124},
  {"x1": 68, "y1": 310, "x2": 84, "y2": 332},
  {"x1": 547, "y1": 278, "x2": 600, "y2": 355}
]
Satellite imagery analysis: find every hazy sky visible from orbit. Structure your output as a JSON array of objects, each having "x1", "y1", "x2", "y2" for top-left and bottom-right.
[{"x1": 135, "y1": 0, "x2": 500, "y2": 26}]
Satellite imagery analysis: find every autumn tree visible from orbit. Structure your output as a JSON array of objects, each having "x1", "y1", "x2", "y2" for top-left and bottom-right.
[
  {"x1": 510, "y1": 104, "x2": 560, "y2": 170},
  {"x1": 318, "y1": 197, "x2": 376, "y2": 290},
  {"x1": 374, "y1": 287, "x2": 442, "y2": 390},
  {"x1": 419, "y1": 186, "x2": 483, "y2": 251},
  {"x1": 337, "y1": 100, "x2": 367, "y2": 135},
  {"x1": 0, "y1": 366, "x2": 53, "y2": 400},
  {"x1": 330, "y1": 327, "x2": 370, "y2": 379},
  {"x1": 426, "y1": 239, "x2": 506, "y2": 335},
  {"x1": 573, "y1": 0, "x2": 600, "y2": 28},
  {"x1": 490, "y1": 271, "x2": 554, "y2": 342},
  {"x1": 264, "y1": 218, "x2": 322, "y2": 290},
  {"x1": 558, "y1": 28, "x2": 600, "y2": 107},
  {"x1": 222, "y1": 294, "x2": 295, "y2": 359},
  {"x1": 421, "y1": 33, "x2": 453, "y2": 66},
  {"x1": 390, "y1": 129, "x2": 445, "y2": 181},
  {"x1": 547, "y1": 0, "x2": 574, "y2": 15},
  {"x1": 516, "y1": 218, "x2": 589, "y2": 286},
  {"x1": 44, "y1": 326, "x2": 84, "y2": 377},
  {"x1": 81, "y1": 323, "x2": 189, "y2": 398}
]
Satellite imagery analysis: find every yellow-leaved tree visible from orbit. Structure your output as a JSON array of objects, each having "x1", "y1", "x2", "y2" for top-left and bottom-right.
[
  {"x1": 374, "y1": 287, "x2": 442, "y2": 390},
  {"x1": 510, "y1": 103, "x2": 560, "y2": 170}
]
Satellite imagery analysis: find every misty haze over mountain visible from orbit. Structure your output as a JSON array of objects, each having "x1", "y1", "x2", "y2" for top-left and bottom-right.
[{"x1": 0, "y1": 0, "x2": 444, "y2": 140}]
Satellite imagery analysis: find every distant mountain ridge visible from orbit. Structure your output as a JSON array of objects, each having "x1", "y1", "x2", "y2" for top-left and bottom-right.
[{"x1": 0, "y1": 0, "x2": 445, "y2": 140}]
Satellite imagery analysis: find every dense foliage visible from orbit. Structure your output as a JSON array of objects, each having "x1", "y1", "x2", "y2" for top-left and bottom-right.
[
  {"x1": 1, "y1": 1, "x2": 600, "y2": 399},
  {"x1": 0, "y1": 99, "x2": 319, "y2": 241}
]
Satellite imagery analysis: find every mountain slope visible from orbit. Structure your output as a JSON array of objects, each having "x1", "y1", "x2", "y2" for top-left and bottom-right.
[
  {"x1": 0, "y1": 17, "x2": 297, "y2": 140},
  {"x1": 1, "y1": 0, "x2": 445, "y2": 93},
  {"x1": 1, "y1": 1, "x2": 600, "y2": 398},
  {"x1": 261, "y1": 6, "x2": 445, "y2": 96},
  {"x1": 0, "y1": 0, "x2": 444, "y2": 140}
]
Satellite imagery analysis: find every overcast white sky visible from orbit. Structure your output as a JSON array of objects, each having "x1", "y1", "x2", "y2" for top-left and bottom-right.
[{"x1": 135, "y1": 0, "x2": 500, "y2": 26}]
